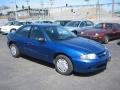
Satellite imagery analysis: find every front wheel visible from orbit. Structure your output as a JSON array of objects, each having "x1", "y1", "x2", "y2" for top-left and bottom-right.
[
  {"x1": 54, "y1": 55, "x2": 73, "y2": 75},
  {"x1": 10, "y1": 44, "x2": 20, "y2": 58}
]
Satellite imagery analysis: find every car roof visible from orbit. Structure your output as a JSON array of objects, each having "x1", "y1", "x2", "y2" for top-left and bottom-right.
[
  {"x1": 98, "y1": 22, "x2": 119, "y2": 24},
  {"x1": 30, "y1": 23, "x2": 59, "y2": 27}
]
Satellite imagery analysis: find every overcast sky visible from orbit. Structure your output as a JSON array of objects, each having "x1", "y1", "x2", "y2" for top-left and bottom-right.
[{"x1": 0, "y1": 0, "x2": 120, "y2": 11}]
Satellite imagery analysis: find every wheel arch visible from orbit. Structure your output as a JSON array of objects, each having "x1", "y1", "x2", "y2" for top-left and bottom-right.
[
  {"x1": 8, "y1": 41, "x2": 15, "y2": 48},
  {"x1": 53, "y1": 53, "x2": 72, "y2": 64}
]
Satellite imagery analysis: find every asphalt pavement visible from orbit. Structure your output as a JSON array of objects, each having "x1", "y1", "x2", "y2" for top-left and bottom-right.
[{"x1": 0, "y1": 34, "x2": 120, "y2": 90}]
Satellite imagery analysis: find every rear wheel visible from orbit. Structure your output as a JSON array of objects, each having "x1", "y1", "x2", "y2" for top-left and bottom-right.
[
  {"x1": 104, "y1": 36, "x2": 109, "y2": 44},
  {"x1": 54, "y1": 55, "x2": 73, "y2": 75},
  {"x1": 10, "y1": 44, "x2": 20, "y2": 58}
]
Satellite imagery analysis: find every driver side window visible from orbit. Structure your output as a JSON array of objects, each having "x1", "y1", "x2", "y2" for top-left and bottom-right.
[
  {"x1": 16, "y1": 26, "x2": 31, "y2": 38},
  {"x1": 80, "y1": 22, "x2": 86, "y2": 27}
]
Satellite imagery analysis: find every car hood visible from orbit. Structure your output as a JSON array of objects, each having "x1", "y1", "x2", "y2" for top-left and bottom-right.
[{"x1": 57, "y1": 37, "x2": 105, "y2": 54}]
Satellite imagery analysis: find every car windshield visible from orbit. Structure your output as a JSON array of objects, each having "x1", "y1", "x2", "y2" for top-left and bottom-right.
[
  {"x1": 94, "y1": 23, "x2": 103, "y2": 29},
  {"x1": 94, "y1": 23, "x2": 113, "y2": 29},
  {"x1": 66, "y1": 21, "x2": 81, "y2": 27},
  {"x1": 45, "y1": 26, "x2": 77, "y2": 40},
  {"x1": 5, "y1": 22, "x2": 14, "y2": 25},
  {"x1": 14, "y1": 22, "x2": 24, "y2": 26}
]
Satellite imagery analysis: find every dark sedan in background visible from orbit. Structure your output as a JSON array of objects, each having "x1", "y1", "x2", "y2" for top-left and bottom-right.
[{"x1": 78, "y1": 23, "x2": 120, "y2": 44}]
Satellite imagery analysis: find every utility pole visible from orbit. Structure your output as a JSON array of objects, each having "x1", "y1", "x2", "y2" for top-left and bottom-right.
[
  {"x1": 49, "y1": 0, "x2": 54, "y2": 19},
  {"x1": 49, "y1": 0, "x2": 54, "y2": 7},
  {"x1": 14, "y1": 0, "x2": 18, "y2": 20},
  {"x1": 26, "y1": 0, "x2": 30, "y2": 16},
  {"x1": 112, "y1": 0, "x2": 115, "y2": 17},
  {"x1": 96, "y1": 0, "x2": 100, "y2": 21},
  {"x1": 84, "y1": 0, "x2": 90, "y2": 19},
  {"x1": 40, "y1": 0, "x2": 44, "y2": 19}
]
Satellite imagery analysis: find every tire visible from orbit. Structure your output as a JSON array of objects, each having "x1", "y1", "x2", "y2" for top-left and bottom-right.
[
  {"x1": 10, "y1": 29, "x2": 16, "y2": 33},
  {"x1": 104, "y1": 36, "x2": 109, "y2": 44},
  {"x1": 72, "y1": 30, "x2": 77, "y2": 35},
  {"x1": 54, "y1": 55, "x2": 73, "y2": 75},
  {"x1": 9, "y1": 44, "x2": 20, "y2": 58}
]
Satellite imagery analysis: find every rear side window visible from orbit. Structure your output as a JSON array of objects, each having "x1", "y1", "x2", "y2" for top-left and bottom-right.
[
  {"x1": 30, "y1": 26, "x2": 44, "y2": 40},
  {"x1": 16, "y1": 26, "x2": 31, "y2": 38},
  {"x1": 115, "y1": 24, "x2": 120, "y2": 29},
  {"x1": 86, "y1": 21, "x2": 94, "y2": 26},
  {"x1": 66, "y1": 21, "x2": 80, "y2": 27},
  {"x1": 95, "y1": 23, "x2": 113, "y2": 29},
  {"x1": 80, "y1": 21, "x2": 86, "y2": 27},
  {"x1": 106, "y1": 23, "x2": 113, "y2": 29}
]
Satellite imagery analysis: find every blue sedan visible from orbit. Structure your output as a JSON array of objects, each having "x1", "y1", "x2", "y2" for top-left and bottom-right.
[{"x1": 7, "y1": 24, "x2": 111, "y2": 75}]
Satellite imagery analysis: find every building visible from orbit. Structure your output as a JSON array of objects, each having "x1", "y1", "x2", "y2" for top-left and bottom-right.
[{"x1": 7, "y1": 8, "x2": 49, "y2": 20}]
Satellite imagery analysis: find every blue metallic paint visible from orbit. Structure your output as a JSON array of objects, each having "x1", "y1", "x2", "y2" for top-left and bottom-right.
[{"x1": 7, "y1": 24, "x2": 111, "y2": 73}]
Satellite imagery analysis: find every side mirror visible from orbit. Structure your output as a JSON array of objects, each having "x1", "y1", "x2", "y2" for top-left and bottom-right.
[{"x1": 38, "y1": 37, "x2": 45, "y2": 42}]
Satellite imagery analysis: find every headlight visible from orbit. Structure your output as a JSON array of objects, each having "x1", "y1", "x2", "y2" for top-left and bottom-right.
[
  {"x1": 81, "y1": 32, "x2": 84, "y2": 34},
  {"x1": 95, "y1": 33, "x2": 99, "y2": 36},
  {"x1": 80, "y1": 53, "x2": 96, "y2": 60}
]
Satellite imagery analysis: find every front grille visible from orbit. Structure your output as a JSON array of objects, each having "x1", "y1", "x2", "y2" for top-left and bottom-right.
[
  {"x1": 96, "y1": 63, "x2": 107, "y2": 68},
  {"x1": 97, "y1": 50, "x2": 107, "y2": 58}
]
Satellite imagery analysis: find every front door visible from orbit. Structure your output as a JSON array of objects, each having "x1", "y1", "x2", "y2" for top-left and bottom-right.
[{"x1": 24, "y1": 26, "x2": 51, "y2": 62}]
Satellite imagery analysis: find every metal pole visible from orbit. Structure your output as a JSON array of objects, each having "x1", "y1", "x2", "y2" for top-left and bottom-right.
[
  {"x1": 41, "y1": 0, "x2": 44, "y2": 19},
  {"x1": 84, "y1": 0, "x2": 90, "y2": 19},
  {"x1": 26, "y1": 0, "x2": 30, "y2": 17},
  {"x1": 14, "y1": 0, "x2": 18, "y2": 20},
  {"x1": 96, "y1": 0, "x2": 100, "y2": 21},
  {"x1": 112, "y1": 0, "x2": 114, "y2": 17}
]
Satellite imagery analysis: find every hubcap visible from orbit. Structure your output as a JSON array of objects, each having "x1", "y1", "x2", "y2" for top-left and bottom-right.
[
  {"x1": 56, "y1": 59, "x2": 68, "y2": 73},
  {"x1": 105, "y1": 37, "x2": 108, "y2": 42},
  {"x1": 10, "y1": 46, "x2": 16, "y2": 56},
  {"x1": 11, "y1": 30, "x2": 15, "y2": 33}
]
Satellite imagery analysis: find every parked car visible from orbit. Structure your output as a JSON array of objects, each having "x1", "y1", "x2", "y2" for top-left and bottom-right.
[
  {"x1": 64, "y1": 20, "x2": 94, "y2": 34},
  {"x1": 34, "y1": 20, "x2": 53, "y2": 24},
  {"x1": 0, "y1": 21, "x2": 31, "y2": 34},
  {"x1": 78, "y1": 23, "x2": 120, "y2": 44},
  {"x1": 7, "y1": 24, "x2": 111, "y2": 75},
  {"x1": 54, "y1": 20, "x2": 71, "y2": 26}
]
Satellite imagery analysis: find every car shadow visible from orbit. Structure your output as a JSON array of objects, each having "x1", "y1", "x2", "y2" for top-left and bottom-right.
[
  {"x1": 117, "y1": 41, "x2": 120, "y2": 46},
  {"x1": 20, "y1": 55, "x2": 105, "y2": 77},
  {"x1": 73, "y1": 69, "x2": 105, "y2": 77},
  {"x1": 21, "y1": 55, "x2": 55, "y2": 69}
]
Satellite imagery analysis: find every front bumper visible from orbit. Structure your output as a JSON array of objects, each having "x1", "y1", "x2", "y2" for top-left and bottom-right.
[{"x1": 72, "y1": 52, "x2": 111, "y2": 73}]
